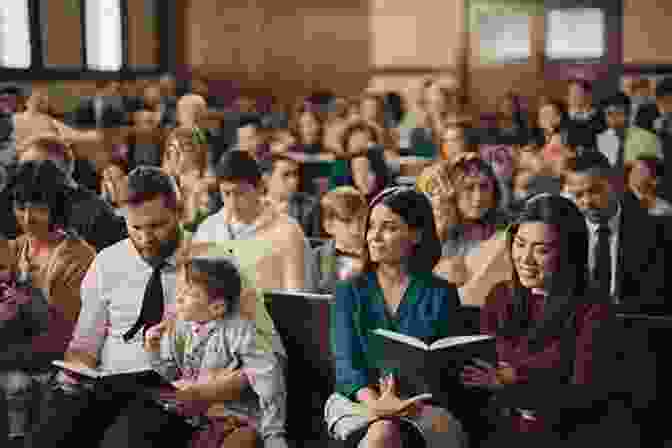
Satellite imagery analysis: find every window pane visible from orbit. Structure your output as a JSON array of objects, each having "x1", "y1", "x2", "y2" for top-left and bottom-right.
[
  {"x1": 128, "y1": 0, "x2": 159, "y2": 68},
  {"x1": 0, "y1": 1, "x2": 31, "y2": 68},
  {"x1": 478, "y1": 13, "x2": 530, "y2": 63},
  {"x1": 41, "y1": 0, "x2": 83, "y2": 67},
  {"x1": 546, "y1": 8, "x2": 605, "y2": 60},
  {"x1": 85, "y1": 0, "x2": 122, "y2": 70}
]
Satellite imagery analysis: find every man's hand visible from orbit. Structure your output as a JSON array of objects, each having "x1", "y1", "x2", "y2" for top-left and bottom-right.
[
  {"x1": 173, "y1": 379, "x2": 203, "y2": 402},
  {"x1": 144, "y1": 320, "x2": 174, "y2": 352}
]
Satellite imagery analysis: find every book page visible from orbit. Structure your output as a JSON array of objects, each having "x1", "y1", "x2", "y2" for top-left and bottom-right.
[
  {"x1": 52, "y1": 360, "x2": 102, "y2": 379},
  {"x1": 372, "y1": 329, "x2": 429, "y2": 350},
  {"x1": 101, "y1": 365, "x2": 155, "y2": 377},
  {"x1": 429, "y1": 334, "x2": 494, "y2": 351}
]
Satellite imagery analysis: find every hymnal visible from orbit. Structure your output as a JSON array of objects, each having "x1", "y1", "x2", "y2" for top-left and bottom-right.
[
  {"x1": 369, "y1": 330, "x2": 497, "y2": 399},
  {"x1": 52, "y1": 360, "x2": 176, "y2": 391}
]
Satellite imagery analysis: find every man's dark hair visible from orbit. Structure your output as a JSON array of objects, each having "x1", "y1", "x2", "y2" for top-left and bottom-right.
[
  {"x1": 10, "y1": 160, "x2": 69, "y2": 230},
  {"x1": 572, "y1": 149, "x2": 614, "y2": 178},
  {"x1": 215, "y1": 150, "x2": 262, "y2": 187},
  {"x1": 569, "y1": 78, "x2": 593, "y2": 93},
  {"x1": 0, "y1": 84, "x2": 24, "y2": 97},
  {"x1": 558, "y1": 124, "x2": 595, "y2": 151},
  {"x1": 259, "y1": 154, "x2": 300, "y2": 177},
  {"x1": 601, "y1": 93, "x2": 632, "y2": 116},
  {"x1": 634, "y1": 154, "x2": 664, "y2": 179},
  {"x1": 126, "y1": 166, "x2": 178, "y2": 210},
  {"x1": 655, "y1": 77, "x2": 672, "y2": 98},
  {"x1": 237, "y1": 113, "x2": 264, "y2": 131}
]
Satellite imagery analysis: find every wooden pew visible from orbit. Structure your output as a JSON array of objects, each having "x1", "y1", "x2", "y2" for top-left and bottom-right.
[{"x1": 262, "y1": 290, "x2": 487, "y2": 445}]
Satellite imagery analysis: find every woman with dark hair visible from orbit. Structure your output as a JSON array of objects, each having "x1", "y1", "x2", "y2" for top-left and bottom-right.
[
  {"x1": 461, "y1": 194, "x2": 616, "y2": 446},
  {"x1": 325, "y1": 187, "x2": 467, "y2": 448},
  {"x1": 3, "y1": 160, "x2": 95, "y2": 439},
  {"x1": 284, "y1": 101, "x2": 335, "y2": 194},
  {"x1": 329, "y1": 121, "x2": 394, "y2": 202}
]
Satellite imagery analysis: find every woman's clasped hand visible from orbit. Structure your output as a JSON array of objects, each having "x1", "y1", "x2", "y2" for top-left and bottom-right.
[
  {"x1": 364, "y1": 374, "x2": 432, "y2": 420},
  {"x1": 460, "y1": 358, "x2": 517, "y2": 390}
]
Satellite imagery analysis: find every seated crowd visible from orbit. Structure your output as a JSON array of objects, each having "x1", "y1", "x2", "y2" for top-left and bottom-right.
[{"x1": 0, "y1": 72, "x2": 670, "y2": 447}]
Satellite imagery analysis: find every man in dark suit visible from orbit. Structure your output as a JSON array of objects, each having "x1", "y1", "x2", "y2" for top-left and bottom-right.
[
  {"x1": 653, "y1": 77, "x2": 672, "y2": 202},
  {"x1": 564, "y1": 151, "x2": 667, "y2": 312},
  {"x1": 70, "y1": 80, "x2": 128, "y2": 130},
  {"x1": 566, "y1": 79, "x2": 608, "y2": 149},
  {"x1": 621, "y1": 75, "x2": 660, "y2": 132}
]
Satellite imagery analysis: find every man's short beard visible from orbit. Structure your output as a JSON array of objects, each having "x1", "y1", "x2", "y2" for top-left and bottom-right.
[{"x1": 131, "y1": 225, "x2": 181, "y2": 267}]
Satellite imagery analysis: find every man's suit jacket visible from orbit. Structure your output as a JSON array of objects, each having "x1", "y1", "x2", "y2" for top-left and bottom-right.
[
  {"x1": 567, "y1": 109, "x2": 608, "y2": 149},
  {"x1": 633, "y1": 102, "x2": 660, "y2": 133},
  {"x1": 615, "y1": 192, "x2": 667, "y2": 310},
  {"x1": 596, "y1": 126, "x2": 663, "y2": 166}
]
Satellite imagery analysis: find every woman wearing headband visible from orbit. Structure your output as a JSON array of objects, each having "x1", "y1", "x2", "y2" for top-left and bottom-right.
[{"x1": 325, "y1": 187, "x2": 467, "y2": 448}]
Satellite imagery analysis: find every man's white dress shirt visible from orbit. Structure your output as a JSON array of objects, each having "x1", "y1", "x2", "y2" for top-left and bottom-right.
[
  {"x1": 69, "y1": 239, "x2": 178, "y2": 373},
  {"x1": 585, "y1": 204, "x2": 621, "y2": 300}
]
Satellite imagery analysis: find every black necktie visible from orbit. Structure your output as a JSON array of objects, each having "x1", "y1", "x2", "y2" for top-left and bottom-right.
[
  {"x1": 614, "y1": 130, "x2": 626, "y2": 170},
  {"x1": 123, "y1": 263, "x2": 166, "y2": 342},
  {"x1": 593, "y1": 225, "x2": 612, "y2": 297}
]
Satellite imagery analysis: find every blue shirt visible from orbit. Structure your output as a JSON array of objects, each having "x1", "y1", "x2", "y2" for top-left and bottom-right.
[{"x1": 331, "y1": 271, "x2": 461, "y2": 399}]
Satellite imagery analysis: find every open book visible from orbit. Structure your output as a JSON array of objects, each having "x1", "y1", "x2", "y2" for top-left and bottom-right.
[
  {"x1": 369, "y1": 330, "x2": 497, "y2": 401},
  {"x1": 52, "y1": 360, "x2": 176, "y2": 391}
]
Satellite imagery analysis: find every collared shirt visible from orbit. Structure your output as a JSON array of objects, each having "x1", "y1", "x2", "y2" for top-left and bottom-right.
[
  {"x1": 597, "y1": 127, "x2": 664, "y2": 167},
  {"x1": 68, "y1": 239, "x2": 179, "y2": 373},
  {"x1": 585, "y1": 204, "x2": 621, "y2": 299},
  {"x1": 569, "y1": 109, "x2": 597, "y2": 122},
  {"x1": 93, "y1": 96, "x2": 104, "y2": 127},
  {"x1": 332, "y1": 271, "x2": 462, "y2": 399}
]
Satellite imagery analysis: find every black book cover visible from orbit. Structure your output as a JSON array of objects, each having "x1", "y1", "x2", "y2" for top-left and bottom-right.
[
  {"x1": 52, "y1": 360, "x2": 176, "y2": 393},
  {"x1": 369, "y1": 330, "x2": 497, "y2": 400}
]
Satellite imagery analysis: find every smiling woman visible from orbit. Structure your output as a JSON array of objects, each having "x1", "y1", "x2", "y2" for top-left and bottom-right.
[
  {"x1": 466, "y1": 194, "x2": 616, "y2": 446},
  {"x1": 326, "y1": 187, "x2": 467, "y2": 448}
]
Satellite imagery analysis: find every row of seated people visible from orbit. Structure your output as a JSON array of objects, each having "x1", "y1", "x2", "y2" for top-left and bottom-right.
[
  {"x1": 0, "y1": 148, "x2": 668, "y2": 447},
  {"x1": 0, "y1": 73, "x2": 671, "y2": 447}
]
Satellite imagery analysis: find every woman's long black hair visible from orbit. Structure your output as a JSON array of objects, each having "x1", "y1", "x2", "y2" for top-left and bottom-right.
[
  {"x1": 354, "y1": 186, "x2": 441, "y2": 287},
  {"x1": 499, "y1": 194, "x2": 597, "y2": 352}
]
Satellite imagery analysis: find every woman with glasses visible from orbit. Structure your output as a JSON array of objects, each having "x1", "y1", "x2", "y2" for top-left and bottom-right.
[{"x1": 325, "y1": 187, "x2": 467, "y2": 448}]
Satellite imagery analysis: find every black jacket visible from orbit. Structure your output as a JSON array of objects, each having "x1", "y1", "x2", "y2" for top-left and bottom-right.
[
  {"x1": 66, "y1": 185, "x2": 128, "y2": 252},
  {"x1": 615, "y1": 192, "x2": 668, "y2": 310},
  {"x1": 69, "y1": 96, "x2": 129, "y2": 129}
]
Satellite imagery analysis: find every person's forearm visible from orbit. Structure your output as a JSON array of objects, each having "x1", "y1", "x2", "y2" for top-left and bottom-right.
[
  {"x1": 355, "y1": 386, "x2": 380, "y2": 408},
  {"x1": 64, "y1": 350, "x2": 98, "y2": 369},
  {"x1": 196, "y1": 370, "x2": 249, "y2": 403}
]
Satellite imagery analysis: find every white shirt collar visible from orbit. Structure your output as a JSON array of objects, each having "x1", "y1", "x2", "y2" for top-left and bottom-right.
[{"x1": 585, "y1": 201, "x2": 621, "y2": 235}]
